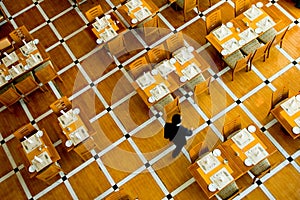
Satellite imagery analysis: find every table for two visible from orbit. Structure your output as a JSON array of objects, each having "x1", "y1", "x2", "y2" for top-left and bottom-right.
[
  {"x1": 188, "y1": 124, "x2": 277, "y2": 199},
  {"x1": 133, "y1": 46, "x2": 210, "y2": 108},
  {"x1": 271, "y1": 95, "x2": 300, "y2": 139}
]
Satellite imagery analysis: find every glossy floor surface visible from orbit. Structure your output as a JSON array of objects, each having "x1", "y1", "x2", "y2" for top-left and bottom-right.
[{"x1": 0, "y1": 0, "x2": 300, "y2": 199}]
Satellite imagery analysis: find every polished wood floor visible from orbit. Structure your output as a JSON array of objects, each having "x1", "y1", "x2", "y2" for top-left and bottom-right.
[{"x1": 0, "y1": 0, "x2": 300, "y2": 199}]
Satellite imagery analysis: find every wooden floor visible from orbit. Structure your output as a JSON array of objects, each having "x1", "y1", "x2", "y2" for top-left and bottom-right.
[{"x1": 0, "y1": 0, "x2": 300, "y2": 199}]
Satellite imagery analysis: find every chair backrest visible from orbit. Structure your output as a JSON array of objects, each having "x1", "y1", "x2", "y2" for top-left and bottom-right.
[
  {"x1": 14, "y1": 72, "x2": 41, "y2": 96},
  {"x1": 275, "y1": 25, "x2": 289, "y2": 48},
  {"x1": 146, "y1": 43, "x2": 168, "y2": 65},
  {"x1": 188, "y1": 142, "x2": 209, "y2": 163},
  {"x1": 231, "y1": 52, "x2": 252, "y2": 81},
  {"x1": 250, "y1": 158, "x2": 271, "y2": 178},
  {"x1": 206, "y1": 9, "x2": 222, "y2": 34},
  {"x1": 127, "y1": 56, "x2": 151, "y2": 79},
  {"x1": 252, "y1": 43, "x2": 269, "y2": 62},
  {"x1": 271, "y1": 86, "x2": 289, "y2": 109},
  {"x1": 193, "y1": 76, "x2": 211, "y2": 101},
  {"x1": 184, "y1": 0, "x2": 199, "y2": 13},
  {"x1": 85, "y1": 5, "x2": 104, "y2": 22},
  {"x1": 34, "y1": 60, "x2": 60, "y2": 84},
  {"x1": 142, "y1": 15, "x2": 160, "y2": 38},
  {"x1": 36, "y1": 163, "x2": 61, "y2": 184},
  {"x1": 9, "y1": 25, "x2": 34, "y2": 46},
  {"x1": 73, "y1": 137, "x2": 97, "y2": 161},
  {"x1": 165, "y1": 32, "x2": 185, "y2": 55},
  {"x1": 13, "y1": 123, "x2": 36, "y2": 140},
  {"x1": 0, "y1": 37, "x2": 14, "y2": 54},
  {"x1": 0, "y1": 84, "x2": 21, "y2": 110},
  {"x1": 164, "y1": 96, "x2": 181, "y2": 122},
  {"x1": 106, "y1": 34, "x2": 127, "y2": 57},
  {"x1": 222, "y1": 115, "x2": 241, "y2": 141},
  {"x1": 50, "y1": 96, "x2": 72, "y2": 115},
  {"x1": 235, "y1": 0, "x2": 251, "y2": 16}
]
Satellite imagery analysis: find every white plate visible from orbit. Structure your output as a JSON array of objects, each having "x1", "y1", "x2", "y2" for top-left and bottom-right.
[
  {"x1": 208, "y1": 183, "x2": 217, "y2": 192},
  {"x1": 169, "y1": 58, "x2": 176, "y2": 65},
  {"x1": 255, "y1": 28, "x2": 262, "y2": 34},
  {"x1": 212, "y1": 149, "x2": 221, "y2": 157},
  {"x1": 239, "y1": 39, "x2": 246, "y2": 46},
  {"x1": 221, "y1": 49, "x2": 228, "y2": 56},
  {"x1": 96, "y1": 38, "x2": 103, "y2": 44},
  {"x1": 247, "y1": 125, "x2": 256, "y2": 133},
  {"x1": 33, "y1": 39, "x2": 39, "y2": 45},
  {"x1": 73, "y1": 108, "x2": 80, "y2": 115},
  {"x1": 5, "y1": 75, "x2": 11, "y2": 81},
  {"x1": 226, "y1": 22, "x2": 233, "y2": 28},
  {"x1": 180, "y1": 76, "x2": 187, "y2": 83},
  {"x1": 28, "y1": 165, "x2": 36, "y2": 173},
  {"x1": 105, "y1": 14, "x2": 111, "y2": 20},
  {"x1": 65, "y1": 140, "x2": 73, "y2": 147},
  {"x1": 36, "y1": 130, "x2": 43, "y2": 137},
  {"x1": 244, "y1": 158, "x2": 253, "y2": 166},
  {"x1": 292, "y1": 126, "x2": 300, "y2": 134},
  {"x1": 256, "y1": 2, "x2": 263, "y2": 8},
  {"x1": 148, "y1": 96, "x2": 155, "y2": 103},
  {"x1": 131, "y1": 18, "x2": 138, "y2": 24}
]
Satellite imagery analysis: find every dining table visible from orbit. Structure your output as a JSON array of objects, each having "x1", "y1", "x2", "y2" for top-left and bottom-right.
[
  {"x1": 116, "y1": 0, "x2": 159, "y2": 28},
  {"x1": 206, "y1": 4, "x2": 277, "y2": 57},
  {"x1": 0, "y1": 39, "x2": 50, "y2": 89},
  {"x1": 18, "y1": 128, "x2": 61, "y2": 178},
  {"x1": 91, "y1": 12, "x2": 127, "y2": 44},
  {"x1": 56, "y1": 107, "x2": 96, "y2": 151},
  {"x1": 132, "y1": 46, "x2": 210, "y2": 108},
  {"x1": 271, "y1": 94, "x2": 300, "y2": 139},
  {"x1": 188, "y1": 124, "x2": 277, "y2": 199}
]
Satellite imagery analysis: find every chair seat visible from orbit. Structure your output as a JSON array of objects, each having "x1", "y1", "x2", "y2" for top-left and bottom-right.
[
  {"x1": 250, "y1": 159, "x2": 271, "y2": 176},
  {"x1": 217, "y1": 181, "x2": 239, "y2": 200},
  {"x1": 153, "y1": 94, "x2": 174, "y2": 113},
  {"x1": 186, "y1": 73, "x2": 205, "y2": 90},
  {"x1": 223, "y1": 50, "x2": 244, "y2": 68},
  {"x1": 241, "y1": 39, "x2": 261, "y2": 55},
  {"x1": 258, "y1": 28, "x2": 277, "y2": 44},
  {"x1": 176, "y1": 0, "x2": 184, "y2": 8}
]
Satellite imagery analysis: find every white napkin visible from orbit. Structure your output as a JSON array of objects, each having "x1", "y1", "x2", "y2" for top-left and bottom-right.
[
  {"x1": 34, "y1": 155, "x2": 43, "y2": 163},
  {"x1": 4, "y1": 52, "x2": 12, "y2": 60}
]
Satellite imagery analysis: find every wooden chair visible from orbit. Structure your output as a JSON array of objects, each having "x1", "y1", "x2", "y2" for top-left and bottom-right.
[
  {"x1": 85, "y1": 5, "x2": 104, "y2": 22},
  {"x1": 164, "y1": 96, "x2": 181, "y2": 122},
  {"x1": 50, "y1": 96, "x2": 72, "y2": 116},
  {"x1": 146, "y1": 43, "x2": 168, "y2": 65},
  {"x1": 258, "y1": 27, "x2": 277, "y2": 44},
  {"x1": 175, "y1": 0, "x2": 199, "y2": 22},
  {"x1": 13, "y1": 123, "x2": 36, "y2": 140},
  {"x1": 186, "y1": 73, "x2": 208, "y2": 91},
  {"x1": 217, "y1": 181, "x2": 240, "y2": 200},
  {"x1": 250, "y1": 158, "x2": 271, "y2": 184},
  {"x1": 14, "y1": 72, "x2": 46, "y2": 98},
  {"x1": 234, "y1": 0, "x2": 251, "y2": 17},
  {"x1": 141, "y1": 15, "x2": 160, "y2": 41},
  {"x1": 274, "y1": 26, "x2": 289, "y2": 48},
  {"x1": 126, "y1": 56, "x2": 151, "y2": 79},
  {"x1": 0, "y1": 84, "x2": 22, "y2": 111},
  {"x1": 268, "y1": 86, "x2": 289, "y2": 115},
  {"x1": 34, "y1": 60, "x2": 63, "y2": 89},
  {"x1": 165, "y1": 32, "x2": 185, "y2": 56},
  {"x1": 0, "y1": 6, "x2": 9, "y2": 24},
  {"x1": 193, "y1": 76, "x2": 211, "y2": 104},
  {"x1": 251, "y1": 39, "x2": 274, "y2": 63},
  {"x1": 73, "y1": 137, "x2": 98, "y2": 161},
  {"x1": 0, "y1": 37, "x2": 14, "y2": 55},
  {"x1": 153, "y1": 94, "x2": 174, "y2": 113},
  {"x1": 9, "y1": 25, "x2": 34, "y2": 46},
  {"x1": 36, "y1": 162, "x2": 62, "y2": 185},
  {"x1": 222, "y1": 115, "x2": 241, "y2": 141},
  {"x1": 240, "y1": 39, "x2": 261, "y2": 55},
  {"x1": 188, "y1": 142, "x2": 209, "y2": 163},
  {"x1": 228, "y1": 52, "x2": 252, "y2": 81},
  {"x1": 104, "y1": 188, "x2": 131, "y2": 200},
  {"x1": 106, "y1": 34, "x2": 128, "y2": 58},
  {"x1": 205, "y1": 9, "x2": 222, "y2": 34}
]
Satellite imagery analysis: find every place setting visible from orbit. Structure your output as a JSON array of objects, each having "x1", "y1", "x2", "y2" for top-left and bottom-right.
[
  {"x1": 58, "y1": 109, "x2": 79, "y2": 128},
  {"x1": 197, "y1": 152, "x2": 221, "y2": 174},
  {"x1": 25, "y1": 53, "x2": 43, "y2": 67},
  {"x1": 20, "y1": 40, "x2": 38, "y2": 56},
  {"x1": 231, "y1": 128, "x2": 255, "y2": 149},
  {"x1": 1, "y1": 51, "x2": 19, "y2": 67},
  {"x1": 209, "y1": 167, "x2": 234, "y2": 190},
  {"x1": 238, "y1": 28, "x2": 257, "y2": 43},
  {"x1": 243, "y1": 5, "x2": 263, "y2": 21},
  {"x1": 173, "y1": 46, "x2": 195, "y2": 65},
  {"x1": 100, "y1": 27, "x2": 118, "y2": 42},
  {"x1": 155, "y1": 59, "x2": 176, "y2": 78},
  {"x1": 149, "y1": 83, "x2": 170, "y2": 101},
  {"x1": 21, "y1": 132, "x2": 43, "y2": 154},
  {"x1": 8, "y1": 63, "x2": 25, "y2": 78},
  {"x1": 181, "y1": 62, "x2": 201, "y2": 80},
  {"x1": 133, "y1": 6, "x2": 151, "y2": 22},
  {"x1": 221, "y1": 38, "x2": 239, "y2": 55},
  {"x1": 212, "y1": 24, "x2": 233, "y2": 41},
  {"x1": 256, "y1": 16, "x2": 275, "y2": 32},
  {"x1": 67, "y1": 126, "x2": 89, "y2": 146},
  {"x1": 136, "y1": 71, "x2": 156, "y2": 90},
  {"x1": 244, "y1": 143, "x2": 269, "y2": 165},
  {"x1": 30, "y1": 151, "x2": 52, "y2": 172},
  {"x1": 280, "y1": 95, "x2": 300, "y2": 116}
]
